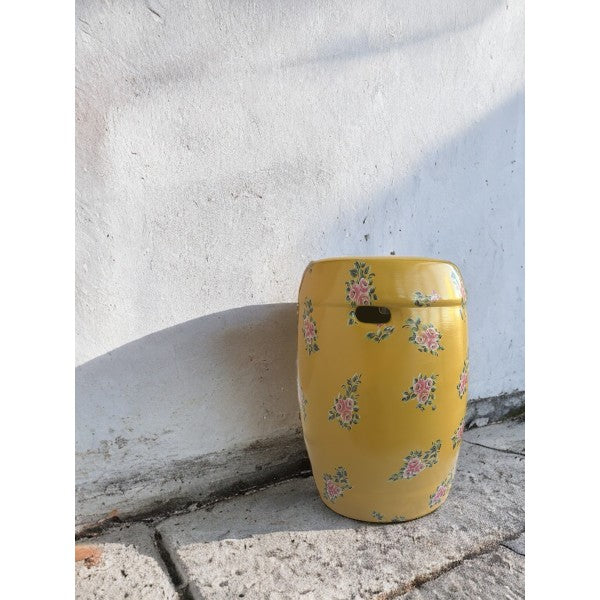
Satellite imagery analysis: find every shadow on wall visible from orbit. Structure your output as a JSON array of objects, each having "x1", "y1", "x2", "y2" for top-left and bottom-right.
[
  {"x1": 76, "y1": 92, "x2": 524, "y2": 528},
  {"x1": 284, "y1": 0, "x2": 506, "y2": 69},
  {"x1": 76, "y1": 303, "x2": 301, "y2": 487},
  {"x1": 76, "y1": 92, "x2": 524, "y2": 525}
]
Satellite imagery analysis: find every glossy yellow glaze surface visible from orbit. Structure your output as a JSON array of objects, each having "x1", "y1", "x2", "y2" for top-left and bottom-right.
[{"x1": 297, "y1": 257, "x2": 468, "y2": 523}]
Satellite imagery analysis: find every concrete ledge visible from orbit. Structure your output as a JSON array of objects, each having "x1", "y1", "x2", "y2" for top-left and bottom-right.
[
  {"x1": 76, "y1": 419, "x2": 525, "y2": 599},
  {"x1": 76, "y1": 429, "x2": 309, "y2": 534},
  {"x1": 76, "y1": 394, "x2": 524, "y2": 533},
  {"x1": 465, "y1": 391, "x2": 524, "y2": 427}
]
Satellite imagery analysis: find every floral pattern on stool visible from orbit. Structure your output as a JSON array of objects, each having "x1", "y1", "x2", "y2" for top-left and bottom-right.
[
  {"x1": 298, "y1": 257, "x2": 469, "y2": 523},
  {"x1": 457, "y1": 359, "x2": 469, "y2": 399},
  {"x1": 365, "y1": 324, "x2": 395, "y2": 343},
  {"x1": 328, "y1": 373, "x2": 361, "y2": 429},
  {"x1": 451, "y1": 417, "x2": 465, "y2": 449},
  {"x1": 323, "y1": 467, "x2": 352, "y2": 502},
  {"x1": 345, "y1": 261, "x2": 377, "y2": 325},
  {"x1": 302, "y1": 298, "x2": 319, "y2": 355},
  {"x1": 389, "y1": 440, "x2": 442, "y2": 480},
  {"x1": 402, "y1": 373, "x2": 438, "y2": 411},
  {"x1": 429, "y1": 469, "x2": 455, "y2": 508},
  {"x1": 413, "y1": 290, "x2": 441, "y2": 307},
  {"x1": 403, "y1": 318, "x2": 444, "y2": 355}
]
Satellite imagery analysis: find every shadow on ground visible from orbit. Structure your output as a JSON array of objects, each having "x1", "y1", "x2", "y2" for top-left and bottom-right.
[{"x1": 76, "y1": 303, "x2": 304, "y2": 525}]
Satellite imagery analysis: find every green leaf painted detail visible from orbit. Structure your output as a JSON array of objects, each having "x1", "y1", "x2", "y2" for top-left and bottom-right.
[
  {"x1": 301, "y1": 298, "x2": 319, "y2": 355},
  {"x1": 401, "y1": 373, "x2": 438, "y2": 411},
  {"x1": 345, "y1": 261, "x2": 378, "y2": 325},
  {"x1": 403, "y1": 317, "x2": 444, "y2": 355},
  {"x1": 389, "y1": 440, "x2": 442, "y2": 481},
  {"x1": 328, "y1": 373, "x2": 362, "y2": 430},
  {"x1": 323, "y1": 466, "x2": 352, "y2": 503},
  {"x1": 365, "y1": 325, "x2": 395, "y2": 343}
]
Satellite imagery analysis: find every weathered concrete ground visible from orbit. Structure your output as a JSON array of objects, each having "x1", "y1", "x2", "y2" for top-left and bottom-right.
[{"x1": 76, "y1": 418, "x2": 524, "y2": 599}]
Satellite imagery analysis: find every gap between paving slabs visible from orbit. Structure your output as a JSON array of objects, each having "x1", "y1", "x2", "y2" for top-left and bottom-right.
[
  {"x1": 398, "y1": 544, "x2": 524, "y2": 600},
  {"x1": 76, "y1": 418, "x2": 524, "y2": 600}
]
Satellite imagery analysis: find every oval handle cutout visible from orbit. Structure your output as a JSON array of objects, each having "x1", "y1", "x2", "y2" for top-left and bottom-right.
[{"x1": 355, "y1": 306, "x2": 392, "y2": 324}]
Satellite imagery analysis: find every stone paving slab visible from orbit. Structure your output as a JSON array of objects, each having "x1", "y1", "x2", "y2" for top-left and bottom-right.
[
  {"x1": 464, "y1": 417, "x2": 525, "y2": 455},
  {"x1": 402, "y1": 546, "x2": 524, "y2": 599},
  {"x1": 75, "y1": 523, "x2": 178, "y2": 600},
  {"x1": 157, "y1": 420, "x2": 525, "y2": 600}
]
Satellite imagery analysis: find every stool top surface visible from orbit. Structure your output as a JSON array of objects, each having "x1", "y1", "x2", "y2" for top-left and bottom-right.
[{"x1": 299, "y1": 256, "x2": 466, "y2": 308}]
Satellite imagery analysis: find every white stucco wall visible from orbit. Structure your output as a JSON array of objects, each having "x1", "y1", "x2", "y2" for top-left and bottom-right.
[{"x1": 76, "y1": 0, "x2": 524, "y2": 524}]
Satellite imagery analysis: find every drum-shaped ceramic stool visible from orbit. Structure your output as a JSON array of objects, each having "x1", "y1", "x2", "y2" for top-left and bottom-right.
[{"x1": 297, "y1": 257, "x2": 468, "y2": 522}]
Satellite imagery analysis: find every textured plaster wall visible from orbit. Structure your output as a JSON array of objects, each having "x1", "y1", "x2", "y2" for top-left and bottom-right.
[{"x1": 76, "y1": 0, "x2": 524, "y2": 524}]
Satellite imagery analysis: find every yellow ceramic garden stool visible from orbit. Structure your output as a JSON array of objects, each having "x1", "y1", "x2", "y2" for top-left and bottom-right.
[{"x1": 297, "y1": 257, "x2": 468, "y2": 522}]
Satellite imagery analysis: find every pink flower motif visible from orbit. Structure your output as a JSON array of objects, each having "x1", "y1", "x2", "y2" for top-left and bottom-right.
[
  {"x1": 416, "y1": 392, "x2": 430, "y2": 406},
  {"x1": 303, "y1": 317, "x2": 315, "y2": 342},
  {"x1": 326, "y1": 480, "x2": 341, "y2": 500},
  {"x1": 433, "y1": 485, "x2": 447, "y2": 503},
  {"x1": 402, "y1": 373, "x2": 438, "y2": 410},
  {"x1": 404, "y1": 457, "x2": 426, "y2": 478},
  {"x1": 329, "y1": 374, "x2": 361, "y2": 428},
  {"x1": 430, "y1": 290, "x2": 440, "y2": 302},
  {"x1": 413, "y1": 376, "x2": 433, "y2": 396},
  {"x1": 404, "y1": 318, "x2": 444, "y2": 355},
  {"x1": 335, "y1": 395, "x2": 354, "y2": 423},
  {"x1": 423, "y1": 327, "x2": 440, "y2": 348},
  {"x1": 459, "y1": 372, "x2": 468, "y2": 395},
  {"x1": 391, "y1": 441, "x2": 441, "y2": 482},
  {"x1": 452, "y1": 419, "x2": 465, "y2": 448},
  {"x1": 349, "y1": 280, "x2": 371, "y2": 306},
  {"x1": 429, "y1": 470, "x2": 454, "y2": 507},
  {"x1": 347, "y1": 284, "x2": 358, "y2": 301}
]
